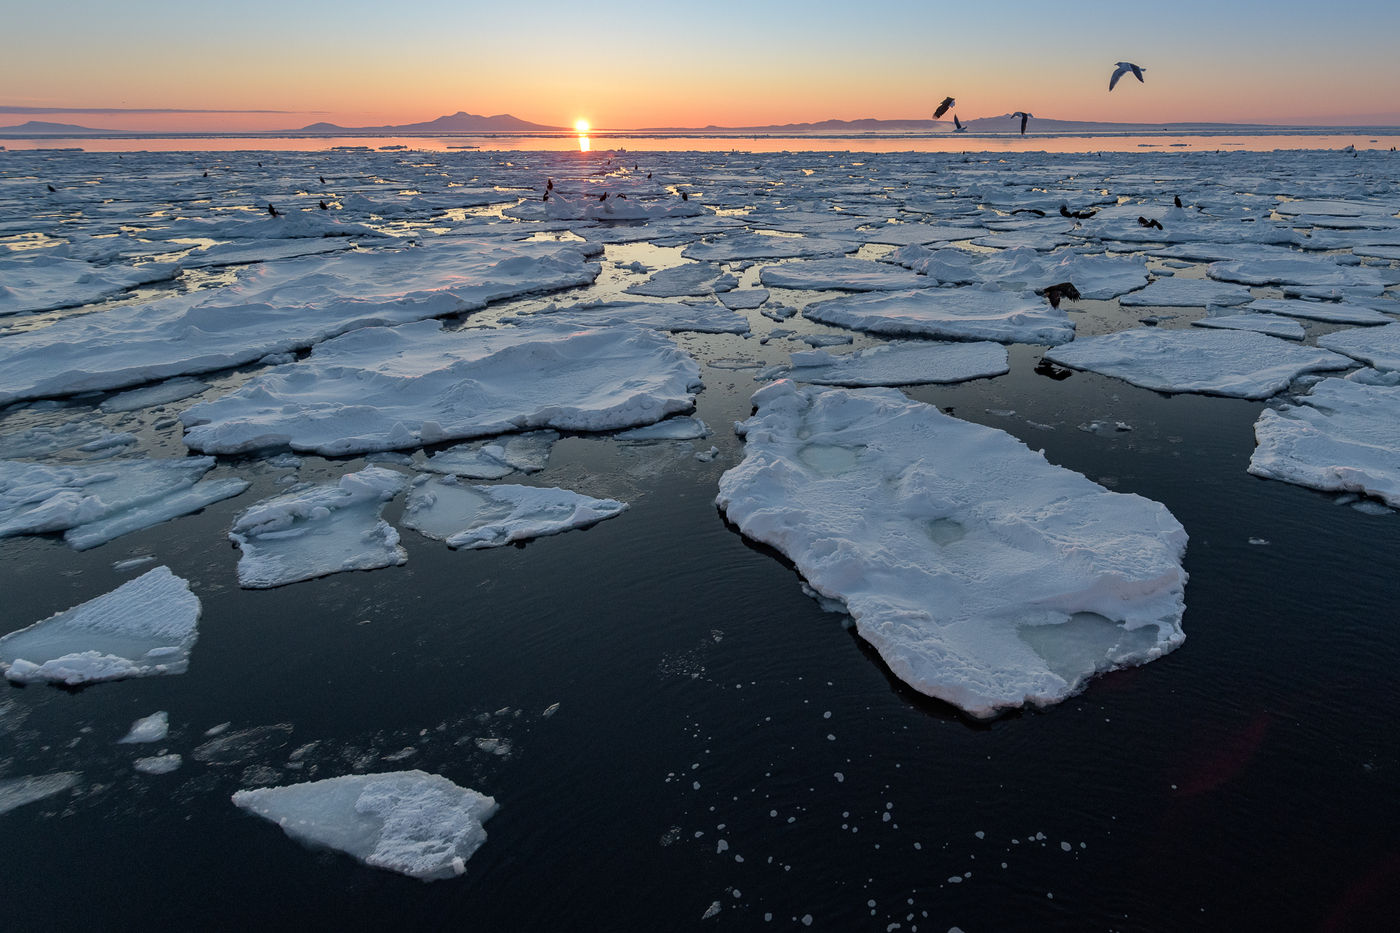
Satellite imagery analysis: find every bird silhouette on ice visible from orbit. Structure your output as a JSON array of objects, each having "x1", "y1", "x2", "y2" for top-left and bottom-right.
[
  {"x1": 1109, "y1": 62, "x2": 1145, "y2": 91},
  {"x1": 953, "y1": 115, "x2": 967, "y2": 133},
  {"x1": 1013, "y1": 112, "x2": 1033, "y2": 135},
  {"x1": 933, "y1": 97, "x2": 956, "y2": 120}
]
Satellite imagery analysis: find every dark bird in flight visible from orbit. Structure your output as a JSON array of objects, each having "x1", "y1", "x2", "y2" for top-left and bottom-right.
[
  {"x1": 953, "y1": 114, "x2": 967, "y2": 133},
  {"x1": 1013, "y1": 112, "x2": 1032, "y2": 135},
  {"x1": 933, "y1": 97, "x2": 955, "y2": 120},
  {"x1": 319, "y1": 175, "x2": 326, "y2": 184},
  {"x1": 267, "y1": 203, "x2": 280, "y2": 217},
  {"x1": 598, "y1": 192, "x2": 608, "y2": 201},
  {"x1": 1109, "y1": 61, "x2": 1145, "y2": 92},
  {"x1": 1038, "y1": 281, "x2": 1081, "y2": 309},
  {"x1": 1137, "y1": 216, "x2": 1163, "y2": 230},
  {"x1": 46, "y1": 184, "x2": 55, "y2": 192},
  {"x1": 1174, "y1": 195, "x2": 1183, "y2": 208},
  {"x1": 1060, "y1": 204, "x2": 1097, "y2": 219},
  {"x1": 1011, "y1": 208, "x2": 1046, "y2": 217},
  {"x1": 318, "y1": 200, "x2": 328, "y2": 210}
]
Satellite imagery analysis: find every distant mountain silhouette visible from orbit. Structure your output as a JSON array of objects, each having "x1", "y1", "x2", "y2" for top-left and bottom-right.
[
  {"x1": 0, "y1": 120, "x2": 118, "y2": 135},
  {"x1": 300, "y1": 111, "x2": 565, "y2": 133}
]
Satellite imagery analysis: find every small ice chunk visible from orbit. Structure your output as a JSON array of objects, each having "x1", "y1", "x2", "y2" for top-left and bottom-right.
[
  {"x1": 229, "y1": 467, "x2": 408, "y2": 588},
  {"x1": 118, "y1": 711, "x2": 169, "y2": 744},
  {"x1": 402, "y1": 480, "x2": 627, "y2": 549},
  {"x1": 133, "y1": 754, "x2": 183, "y2": 775},
  {"x1": 231, "y1": 770, "x2": 497, "y2": 881},
  {"x1": 421, "y1": 432, "x2": 558, "y2": 479},
  {"x1": 100, "y1": 378, "x2": 211, "y2": 413},
  {"x1": 507, "y1": 300, "x2": 750, "y2": 335},
  {"x1": 616, "y1": 417, "x2": 710, "y2": 441},
  {"x1": 0, "y1": 566, "x2": 200, "y2": 685},
  {"x1": 625, "y1": 262, "x2": 727, "y2": 297},
  {"x1": 780, "y1": 340, "x2": 1008, "y2": 387},
  {"x1": 0, "y1": 772, "x2": 80, "y2": 815}
]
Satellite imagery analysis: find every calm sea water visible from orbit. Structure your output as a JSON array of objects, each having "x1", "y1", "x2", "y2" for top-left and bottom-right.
[{"x1": 1, "y1": 144, "x2": 1398, "y2": 931}]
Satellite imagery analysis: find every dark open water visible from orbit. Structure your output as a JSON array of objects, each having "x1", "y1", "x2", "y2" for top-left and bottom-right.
[{"x1": 1, "y1": 142, "x2": 1398, "y2": 931}]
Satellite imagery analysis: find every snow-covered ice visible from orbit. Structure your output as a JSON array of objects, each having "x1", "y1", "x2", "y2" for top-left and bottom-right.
[
  {"x1": 1192, "y1": 313, "x2": 1305, "y2": 340},
  {"x1": 0, "y1": 566, "x2": 200, "y2": 684},
  {"x1": 228, "y1": 467, "x2": 408, "y2": 588},
  {"x1": 504, "y1": 299, "x2": 750, "y2": 334},
  {"x1": 1319, "y1": 322, "x2": 1400, "y2": 371},
  {"x1": 402, "y1": 477, "x2": 627, "y2": 549},
  {"x1": 804, "y1": 288, "x2": 1074, "y2": 345},
  {"x1": 1117, "y1": 276, "x2": 1254, "y2": 308},
  {"x1": 231, "y1": 770, "x2": 498, "y2": 880},
  {"x1": 615, "y1": 416, "x2": 710, "y2": 441},
  {"x1": 624, "y1": 262, "x2": 731, "y2": 298},
  {"x1": 1044, "y1": 328, "x2": 1354, "y2": 398},
  {"x1": 182, "y1": 320, "x2": 702, "y2": 455},
  {"x1": 1250, "y1": 378, "x2": 1400, "y2": 507},
  {"x1": 0, "y1": 254, "x2": 178, "y2": 317},
  {"x1": 1241, "y1": 298, "x2": 1393, "y2": 326},
  {"x1": 716, "y1": 380, "x2": 1188, "y2": 717},
  {"x1": 681, "y1": 232, "x2": 852, "y2": 263},
  {"x1": 0, "y1": 240, "x2": 600, "y2": 406},
  {"x1": 133, "y1": 754, "x2": 183, "y2": 775},
  {"x1": 769, "y1": 340, "x2": 1009, "y2": 386},
  {"x1": 760, "y1": 258, "x2": 936, "y2": 292},
  {"x1": 0, "y1": 457, "x2": 248, "y2": 550}
]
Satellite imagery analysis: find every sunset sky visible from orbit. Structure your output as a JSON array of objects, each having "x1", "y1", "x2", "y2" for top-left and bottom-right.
[{"x1": 4, "y1": 0, "x2": 1399, "y2": 132}]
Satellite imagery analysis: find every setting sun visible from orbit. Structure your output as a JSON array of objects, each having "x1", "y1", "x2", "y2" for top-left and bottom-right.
[{"x1": 574, "y1": 119, "x2": 590, "y2": 133}]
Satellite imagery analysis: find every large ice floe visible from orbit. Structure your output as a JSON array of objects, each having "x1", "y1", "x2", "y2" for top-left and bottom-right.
[
  {"x1": 0, "y1": 457, "x2": 249, "y2": 550},
  {"x1": 502, "y1": 299, "x2": 750, "y2": 334},
  {"x1": 181, "y1": 320, "x2": 702, "y2": 455},
  {"x1": 759, "y1": 258, "x2": 935, "y2": 292},
  {"x1": 232, "y1": 770, "x2": 497, "y2": 881},
  {"x1": 228, "y1": 467, "x2": 408, "y2": 588},
  {"x1": 0, "y1": 240, "x2": 600, "y2": 406},
  {"x1": 1249, "y1": 378, "x2": 1400, "y2": 507},
  {"x1": 1043, "y1": 328, "x2": 1354, "y2": 398},
  {"x1": 765, "y1": 340, "x2": 1009, "y2": 386},
  {"x1": 0, "y1": 566, "x2": 200, "y2": 684},
  {"x1": 402, "y1": 476, "x2": 627, "y2": 549},
  {"x1": 1116, "y1": 276, "x2": 1255, "y2": 308},
  {"x1": 1319, "y1": 322, "x2": 1400, "y2": 370},
  {"x1": 716, "y1": 381, "x2": 1188, "y2": 718},
  {"x1": 0, "y1": 254, "x2": 179, "y2": 317},
  {"x1": 803, "y1": 287, "x2": 1074, "y2": 345}
]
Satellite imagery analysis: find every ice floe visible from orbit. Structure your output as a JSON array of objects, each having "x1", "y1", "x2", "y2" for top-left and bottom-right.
[
  {"x1": 182, "y1": 320, "x2": 702, "y2": 455},
  {"x1": 1117, "y1": 276, "x2": 1254, "y2": 308},
  {"x1": 231, "y1": 770, "x2": 497, "y2": 880},
  {"x1": 0, "y1": 240, "x2": 600, "y2": 406},
  {"x1": 0, "y1": 254, "x2": 178, "y2": 317},
  {"x1": 402, "y1": 477, "x2": 627, "y2": 549},
  {"x1": 760, "y1": 258, "x2": 935, "y2": 292},
  {"x1": 228, "y1": 467, "x2": 408, "y2": 588},
  {"x1": 615, "y1": 416, "x2": 710, "y2": 441},
  {"x1": 1250, "y1": 378, "x2": 1400, "y2": 507},
  {"x1": 0, "y1": 457, "x2": 248, "y2": 550},
  {"x1": 420, "y1": 431, "x2": 558, "y2": 479},
  {"x1": 624, "y1": 262, "x2": 732, "y2": 297},
  {"x1": 681, "y1": 232, "x2": 852, "y2": 262},
  {"x1": 133, "y1": 754, "x2": 182, "y2": 775},
  {"x1": 716, "y1": 380, "x2": 1188, "y2": 717},
  {"x1": 1044, "y1": 328, "x2": 1354, "y2": 398},
  {"x1": 804, "y1": 288, "x2": 1074, "y2": 345},
  {"x1": 1192, "y1": 313, "x2": 1305, "y2": 340},
  {"x1": 765, "y1": 340, "x2": 1009, "y2": 386},
  {"x1": 1240, "y1": 298, "x2": 1393, "y2": 325},
  {"x1": 1319, "y1": 322, "x2": 1400, "y2": 370},
  {"x1": 0, "y1": 566, "x2": 200, "y2": 684}
]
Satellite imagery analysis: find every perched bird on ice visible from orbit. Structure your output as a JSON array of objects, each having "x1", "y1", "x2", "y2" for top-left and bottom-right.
[
  {"x1": 1109, "y1": 61, "x2": 1145, "y2": 91},
  {"x1": 1013, "y1": 112, "x2": 1033, "y2": 135},
  {"x1": 953, "y1": 115, "x2": 967, "y2": 133},
  {"x1": 933, "y1": 97, "x2": 956, "y2": 120}
]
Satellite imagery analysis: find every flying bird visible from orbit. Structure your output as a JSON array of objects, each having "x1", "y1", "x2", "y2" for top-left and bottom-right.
[
  {"x1": 953, "y1": 114, "x2": 967, "y2": 133},
  {"x1": 1109, "y1": 61, "x2": 1145, "y2": 91},
  {"x1": 933, "y1": 96, "x2": 955, "y2": 120},
  {"x1": 1013, "y1": 112, "x2": 1033, "y2": 135}
]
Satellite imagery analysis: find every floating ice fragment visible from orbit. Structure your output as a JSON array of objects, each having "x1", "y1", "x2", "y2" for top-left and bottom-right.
[
  {"x1": 421, "y1": 431, "x2": 559, "y2": 479},
  {"x1": 229, "y1": 467, "x2": 408, "y2": 588},
  {"x1": 616, "y1": 417, "x2": 710, "y2": 441},
  {"x1": 232, "y1": 770, "x2": 497, "y2": 881},
  {"x1": 133, "y1": 754, "x2": 182, "y2": 775},
  {"x1": 0, "y1": 772, "x2": 80, "y2": 815},
  {"x1": 760, "y1": 258, "x2": 935, "y2": 292},
  {"x1": 1320, "y1": 322, "x2": 1400, "y2": 371},
  {"x1": 402, "y1": 479, "x2": 627, "y2": 549},
  {"x1": 183, "y1": 320, "x2": 702, "y2": 456},
  {"x1": 506, "y1": 300, "x2": 750, "y2": 335},
  {"x1": 0, "y1": 567, "x2": 200, "y2": 684},
  {"x1": 717, "y1": 381, "x2": 1188, "y2": 718},
  {"x1": 776, "y1": 340, "x2": 1008, "y2": 387},
  {"x1": 118, "y1": 711, "x2": 169, "y2": 744},
  {"x1": 805, "y1": 288, "x2": 1074, "y2": 345}
]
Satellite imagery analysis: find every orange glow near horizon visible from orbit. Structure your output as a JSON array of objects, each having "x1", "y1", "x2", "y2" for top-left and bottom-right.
[{"x1": 574, "y1": 119, "x2": 590, "y2": 133}]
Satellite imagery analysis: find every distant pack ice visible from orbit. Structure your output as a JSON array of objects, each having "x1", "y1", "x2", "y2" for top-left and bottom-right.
[
  {"x1": 0, "y1": 566, "x2": 200, "y2": 685},
  {"x1": 232, "y1": 770, "x2": 497, "y2": 881},
  {"x1": 182, "y1": 320, "x2": 703, "y2": 456},
  {"x1": 717, "y1": 381, "x2": 1188, "y2": 718}
]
